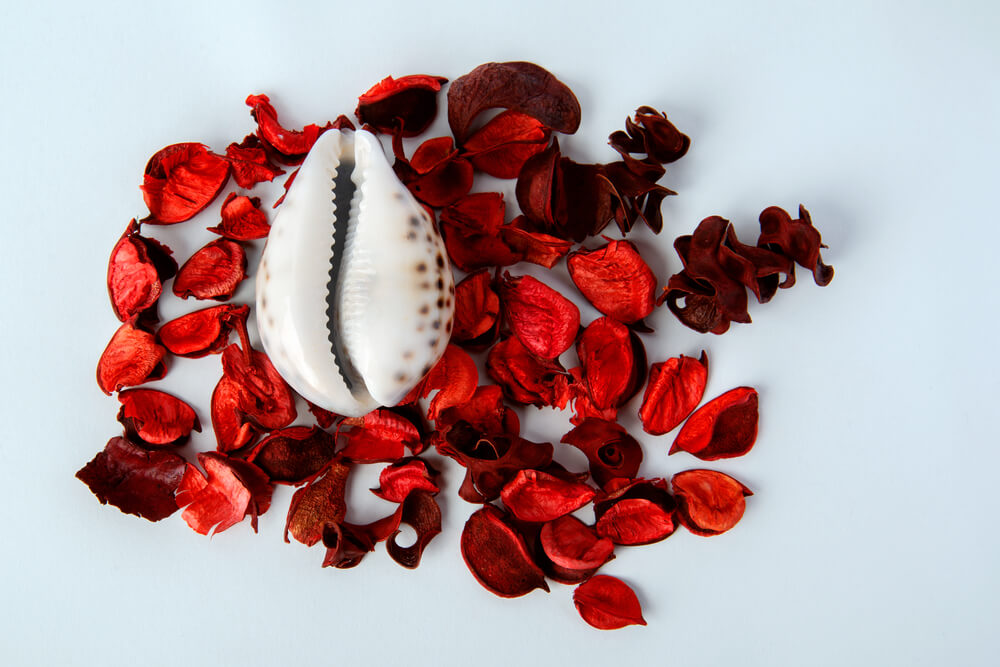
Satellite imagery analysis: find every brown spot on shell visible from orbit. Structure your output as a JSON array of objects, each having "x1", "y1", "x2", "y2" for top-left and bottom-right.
[
  {"x1": 436, "y1": 254, "x2": 445, "y2": 268},
  {"x1": 432, "y1": 321, "x2": 441, "y2": 330},
  {"x1": 437, "y1": 297, "x2": 445, "y2": 308},
  {"x1": 417, "y1": 263, "x2": 427, "y2": 273},
  {"x1": 396, "y1": 372, "x2": 408, "y2": 383},
  {"x1": 436, "y1": 278, "x2": 444, "y2": 290},
  {"x1": 403, "y1": 350, "x2": 414, "y2": 360},
  {"x1": 419, "y1": 304, "x2": 430, "y2": 315},
  {"x1": 410, "y1": 216, "x2": 421, "y2": 227},
  {"x1": 407, "y1": 230, "x2": 418, "y2": 240}
]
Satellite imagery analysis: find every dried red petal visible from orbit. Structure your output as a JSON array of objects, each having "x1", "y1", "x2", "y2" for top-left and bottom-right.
[
  {"x1": 219, "y1": 342, "x2": 297, "y2": 432},
  {"x1": 96, "y1": 323, "x2": 167, "y2": 394},
  {"x1": 173, "y1": 239, "x2": 247, "y2": 301},
  {"x1": 451, "y1": 269, "x2": 501, "y2": 347},
  {"x1": 638, "y1": 352, "x2": 709, "y2": 436},
  {"x1": 758, "y1": 205, "x2": 834, "y2": 286},
  {"x1": 671, "y1": 387, "x2": 759, "y2": 460},
  {"x1": 461, "y1": 505, "x2": 550, "y2": 598},
  {"x1": 307, "y1": 401, "x2": 340, "y2": 429},
  {"x1": 372, "y1": 458, "x2": 440, "y2": 503},
  {"x1": 540, "y1": 515, "x2": 614, "y2": 574},
  {"x1": 245, "y1": 94, "x2": 347, "y2": 159},
  {"x1": 500, "y1": 469, "x2": 596, "y2": 523},
  {"x1": 178, "y1": 453, "x2": 272, "y2": 535},
  {"x1": 207, "y1": 193, "x2": 270, "y2": 240},
  {"x1": 107, "y1": 219, "x2": 177, "y2": 322},
  {"x1": 609, "y1": 106, "x2": 690, "y2": 165},
  {"x1": 448, "y1": 62, "x2": 581, "y2": 142},
  {"x1": 567, "y1": 239, "x2": 657, "y2": 324},
  {"x1": 573, "y1": 575, "x2": 647, "y2": 630},
  {"x1": 321, "y1": 509, "x2": 403, "y2": 569},
  {"x1": 210, "y1": 376, "x2": 260, "y2": 452},
  {"x1": 356, "y1": 74, "x2": 447, "y2": 137},
  {"x1": 224, "y1": 135, "x2": 286, "y2": 188},
  {"x1": 340, "y1": 409, "x2": 421, "y2": 463},
  {"x1": 435, "y1": 385, "x2": 521, "y2": 436},
  {"x1": 561, "y1": 419, "x2": 643, "y2": 488},
  {"x1": 576, "y1": 317, "x2": 644, "y2": 410},
  {"x1": 594, "y1": 478, "x2": 677, "y2": 545},
  {"x1": 395, "y1": 136, "x2": 474, "y2": 208},
  {"x1": 285, "y1": 460, "x2": 351, "y2": 546},
  {"x1": 515, "y1": 140, "x2": 560, "y2": 227},
  {"x1": 439, "y1": 193, "x2": 522, "y2": 271},
  {"x1": 412, "y1": 344, "x2": 478, "y2": 422},
  {"x1": 498, "y1": 217, "x2": 571, "y2": 269},
  {"x1": 246, "y1": 426, "x2": 338, "y2": 484},
  {"x1": 671, "y1": 469, "x2": 752, "y2": 536},
  {"x1": 462, "y1": 110, "x2": 550, "y2": 178},
  {"x1": 486, "y1": 335, "x2": 571, "y2": 409},
  {"x1": 76, "y1": 436, "x2": 186, "y2": 521},
  {"x1": 140, "y1": 143, "x2": 230, "y2": 224},
  {"x1": 386, "y1": 490, "x2": 442, "y2": 568},
  {"x1": 117, "y1": 389, "x2": 201, "y2": 447},
  {"x1": 156, "y1": 304, "x2": 248, "y2": 358},
  {"x1": 500, "y1": 273, "x2": 580, "y2": 360}
]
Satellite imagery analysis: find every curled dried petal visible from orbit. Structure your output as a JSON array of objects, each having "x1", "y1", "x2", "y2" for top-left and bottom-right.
[
  {"x1": 285, "y1": 460, "x2": 351, "y2": 546},
  {"x1": 609, "y1": 106, "x2": 690, "y2": 165},
  {"x1": 500, "y1": 273, "x2": 580, "y2": 360},
  {"x1": 76, "y1": 436, "x2": 186, "y2": 521},
  {"x1": 451, "y1": 269, "x2": 501, "y2": 347},
  {"x1": 461, "y1": 505, "x2": 550, "y2": 598},
  {"x1": 173, "y1": 239, "x2": 247, "y2": 301},
  {"x1": 638, "y1": 352, "x2": 709, "y2": 436},
  {"x1": 498, "y1": 217, "x2": 571, "y2": 269},
  {"x1": 207, "y1": 193, "x2": 270, "y2": 240},
  {"x1": 394, "y1": 136, "x2": 474, "y2": 208},
  {"x1": 486, "y1": 336, "x2": 571, "y2": 409},
  {"x1": 178, "y1": 453, "x2": 272, "y2": 535},
  {"x1": 671, "y1": 469, "x2": 752, "y2": 536},
  {"x1": 573, "y1": 575, "x2": 647, "y2": 630},
  {"x1": 117, "y1": 389, "x2": 201, "y2": 447},
  {"x1": 356, "y1": 74, "x2": 447, "y2": 136},
  {"x1": 321, "y1": 509, "x2": 402, "y2": 569},
  {"x1": 372, "y1": 458, "x2": 440, "y2": 503},
  {"x1": 500, "y1": 469, "x2": 596, "y2": 523},
  {"x1": 96, "y1": 323, "x2": 167, "y2": 395},
  {"x1": 246, "y1": 426, "x2": 338, "y2": 484},
  {"x1": 671, "y1": 387, "x2": 759, "y2": 460},
  {"x1": 539, "y1": 515, "x2": 614, "y2": 580},
  {"x1": 107, "y1": 219, "x2": 177, "y2": 322},
  {"x1": 245, "y1": 94, "x2": 349, "y2": 159},
  {"x1": 340, "y1": 409, "x2": 421, "y2": 462},
  {"x1": 594, "y1": 478, "x2": 676, "y2": 545},
  {"x1": 411, "y1": 344, "x2": 478, "y2": 422},
  {"x1": 141, "y1": 143, "x2": 230, "y2": 224},
  {"x1": 561, "y1": 419, "x2": 643, "y2": 488},
  {"x1": 461, "y1": 110, "x2": 550, "y2": 178},
  {"x1": 156, "y1": 304, "x2": 248, "y2": 358},
  {"x1": 386, "y1": 490, "x2": 442, "y2": 568},
  {"x1": 567, "y1": 239, "x2": 656, "y2": 324},
  {"x1": 225, "y1": 135, "x2": 286, "y2": 188},
  {"x1": 758, "y1": 205, "x2": 834, "y2": 286}
]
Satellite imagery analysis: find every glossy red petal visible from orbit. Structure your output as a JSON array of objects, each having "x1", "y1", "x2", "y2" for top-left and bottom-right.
[
  {"x1": 561, "y1": 419, "x2": 643, "y2": 488},
  {"x1": 246, "y1": 426, "x2": 338, "y2": 485},
  {"x1": 285, "y1": 460, "x2": 351, "y2": 546},
  {"x1": 540, "y1": 515, "x2": 614, "y2": 573},
  {"x1": 96, "y1": 323, "x2": 167, "y2": 395},
  {"x1": 224, "y1": 135, "x2": 286, "y2": 188},
  {"x1": 76, "y1": 436, "x2": 186, "y2": 522},
  {"x1": 451, "y1": 269, "x2": 501, "y2": 347},
  {"x1": 219, "y1": 342, "x2": 297, "y2": 431},
  {"x1": 448, "y1": 61, "x2": 581, "y2": 142},
  {"x1": 156, "y1": 304, "x2": 248, "y2": 358},
  {"x1": 207, "y1": 193, "x2": 270, "y2": 240},
  {"x1": 178, "y1": 453, "x2": 272, "y2": 535},
  {"x1": 500, "y1": 469, "x2": 596, "y2": 523},
  {"x1": 107, "y1": 219, "x2": 177, "y2": 322},
  {"x1": 435, "y1": 384, "x2": 521, "y2": 436},
  {"x1": 372, "y1": 458, "x2": 440, "y2": 503},
  {"x1": 245, "y1": 94, "x2": 346, "y2": 159},
  {"x1": 594, "y1": 478, "x2": 676, "y2": 545},
  {"x1": 340, "y1": 409, "x2": 421, "y2": 463},
  {"x1": 672, "y1": 469, "x2": 752, "y2": 536},
  {"x1": 671, "y1": 387, "x2": 759, "y2": 460},
  {"x1": 356, "y1": 74, "x2": 447, "y2": 137},
  {"x1": 573, "y1": 575, "x2": 647, "y2": 630},
  {"x1": 210, "y1": 376, "x2": 259, "y2": 453},
  {"x1": 461, "y1": 505, "x2": 550, "y2": 598},
  {"x1": 500, "y1": 273, "x2": 580, "y2": 360},
  {"x1": 498, "y1": 217, "x2": 571, "y2": 269},
  {"x1": 386, "y1": 490, "x2": 443, "y2": 568},
  {"x1": 576, "y1": 317, "x2": 639, "y2": 410},
  {"x1": 140, "y1": 143, "x2": 230, "y2": 224},
  {"x1": 567, "y1": 239, "x2": 657, "y2": 324},
  {"x1": 117, "y1": 388, "x2": 201, "y2": 447},
  {"x1": 173, "y1": 239, "x2": 247, "y2": 301},
  {"x1": 486, "y1": 335, "x2": 571, "y2": 409},
  {"x1": 462, "y1": 110, "x2": 550, "y2": 178},
  {"x1": 414, "y1": 344, "x2": 478, "y2": 422},
  {"x1": 638, "y1": 352, "x2": 709, "y2": 436}
]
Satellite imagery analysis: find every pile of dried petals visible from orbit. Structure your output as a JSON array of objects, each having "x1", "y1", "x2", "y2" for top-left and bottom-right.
[{"x1": 82, "y1": 61, "x2": 833, "y2": 630}]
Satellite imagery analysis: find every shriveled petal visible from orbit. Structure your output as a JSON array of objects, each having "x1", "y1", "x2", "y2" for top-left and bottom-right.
[
  {"x1": 246, "y1": 426, "x2": 338, "y2": 484},
  {"x1": 386, "y1": 490, "x2": 442, "y2": 568},
  {"x1": 372, "y1": 458, "x2": 440, "y2": 503},
  {"x1": 207, "y1": 193, "x2": 270, "y2": 240},
  {"x1": 178, "y1": 453, "x2": 272, "y2": 535},
  {"x1": 356, "y1": 74, "x2": 447, "y2": 137},
  {"x1": 561, "y1": 419, "x2": 642, "y2": 488},
  {"x1": 284, "y1": 460, "x2": 351, "y2": 546},
  {"x1": 141, "y1": 143, "x2": 229, "y2": 224}
]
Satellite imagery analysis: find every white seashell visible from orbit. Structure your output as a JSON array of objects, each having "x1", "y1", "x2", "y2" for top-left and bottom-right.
[{"x1": 255, "y1": 129, "x2": 455, "y2": 417}]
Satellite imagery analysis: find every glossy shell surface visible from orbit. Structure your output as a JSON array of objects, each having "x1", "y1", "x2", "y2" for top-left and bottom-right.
[{"x1": 256, "y1": 129, "x2": 455, "y2": 417}]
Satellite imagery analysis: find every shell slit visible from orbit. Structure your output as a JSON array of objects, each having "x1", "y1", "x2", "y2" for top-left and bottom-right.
[{"x1": 325, "y1": 160, "x2": 364, "y2": 394}]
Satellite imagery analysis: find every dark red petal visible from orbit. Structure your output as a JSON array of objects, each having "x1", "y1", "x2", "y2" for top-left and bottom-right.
[
  {"x1": 173, "y1": 239, "x2": 247, "y2": 301},
  {"x1": 573, "y1": 575, "x2": 647, "y2": 630},
  {"x1": 609, "y1": 106, "x2": 690, "y2": 165},
  {"x1": 638, "y1": 352, "x2": 709, "y2": 435},
  {"x1": 372, "y1": 458, "x2": 440, "y2": 503},
  {"x1": 219, "y1": 343, "x2": 297, "y2": 432},
  {"x1": 224, "y1": 135, "x2": 286, "y2": 189},
  {"x1": 96, "y1": 323, "x2": 167, "y2": 394},
  {"x1": 448, "y1": 62, "x2": 581, "y2": 142},
  {"x1": 500, "y1": 273, "x2": 580, "y2": 360},
  {"x1": 593, "y1": 478, "x2": 676, "y2": 545},
  {"x1": 758, "y1": 205, "x2": 834, "y2": 286},
  {"x1": 178, "y1": 453, "x2": 272, "y2": 535},
  {"x1": 576, "y1": 317, "x2": 639, "y2": 410},
  {"x1": 461, "y1": 505, "x2": 550, "y2": 598},
  {"x1": 540, "y1": 515, "x2": 614, "y2": 572},
  {"x1": 486, "y1": 335, "x2": 571, "y2": 409},
  {"x1": 76, "y1": 436, "x2": 186, "y2": 521},
  {"x1": 561, "y1": 419, "x2": 643, "y2": 488},
  {"x1": 567, "y1": 239, "x2": 657, "y2": 324},
  {"x1": 396, "y1": 137, "x2": 474, "y2": 208},
  {"x1": 156, "y1": 304, "x2": 248, "y2": 358},
  {"x1": 451, "y1": 269, "x2": 501, "y2": 346},
  {"x1": 321, "y1": 509, "x2": 403, "y2": 569},
  {"x1": 140, "y1": 143, "x2": 230, "y2": 224},
  {"x1": 437, "y1": 423, "x2": 550, "y2": 504},
  {"x1": 462, "y1": 110, "x2": 550, "y2": 178},
  {"x1": 386, "y1": 490, "x2": 442, "y2": 568},
  {"x1": 500, "y1": 469, "x2": 596, "y2": 523},
  {"x1": 117, "y1": 389, "x2": 201, "y2": 447},
  {"x1": 356, "y1": 74, "x2": 448, "y2": 137},
  {"x1": 435, "y1": 385, "x2": 521, "y2": 436},
  {"x1": 246, "y1": 426, "x2": 338, "y2": 484},
  {"x1": 207, "y1": 193, "x2": 270, "y2": 240},
  {"x1": 672, "y1": 469, "x2": 752, "y2": 536},
  {"x1": 671, "y1": 387, "x2": 759, "y2": 460},
  {"x1": 107, "y1": 219, "x2": 177, "y2": 322},
  {"x1": 285, "y1": 460, "x2": 351, "y2": 546},
  {"x1": 498, "y1": 217, "x2": 571, "y2": 269},
  {"x1": 515, "y1": 140, "x2": 560, "y2": 227}
]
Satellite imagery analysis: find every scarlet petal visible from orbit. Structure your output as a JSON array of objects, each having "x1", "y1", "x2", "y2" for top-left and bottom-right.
[
  {"x1": 500, "y1": 469, "x2": 596, "y2": 523},
  {"x1": 117, "y1": 389, "x2": 201, "y2": 447},
  {"x1": 107, "y1": 219, "x2": 177, "y2": 322},
  {"x1": 448, "y1": 62, "x2": 581, "y2": 142},
  {"x1": 486, "y1": 336, "x2": 571, "y2": 409},
  {"x1": 156, "y1": 304, "x2": 248, "y2": 358},
  {"x1": 462, "y1": 110, "x2": 550, "y2": 178},
  {"x1": 141, "y1": 143, "x2": 230, "y2": 224},
  {"x1": 414, "y1": 344, "x2": 478, "y2": 422},
  {"x1": 245, "y1": 94, "x2": 344, "y2": 159},
  {"x1": 452, "y1": 269, "x2": 501, "y2": 347},
  {"x1": 386, "y1": 490, "x2": 442, "y2": 568},
  {"x1": 500, "y1": 273, "x2": 580, "y2": 360},
  {"x1": 671, "y1": 387, "x2": 759, "y2": 460},
  {"x1": 178, "y1": 453, "x2": 273, "y2": 535},
  {"x1": 638, "y1": 352, "x2": 709, "y2": 436},
  {"x1": 246, "y1": 426, "x2": 338, "y2": 484},
  {"x1": 594, "y1": 478, "x2": 677, "y2": 545},
  {"x1": 576, "y1": 317, "x2": 642, "y2": 410},
  {"x1": 573, "y1": 575, "x2": 647, "y2": 630},
  {"x1": 173, "y1": 239, "x2": 247, "y2": 301},
  {"x1": 225, "y1": 135, "x2": 286, "y2": 188},
  {"x1": 355, "y1": 74, "x2": 448, "y2": 137},
  {"x1": 540, "y1": 515, "x2": 614, "y2": 573},
  {"x1": 210, "y1": 376, "x2": 259, "y2": 453},
  {"x1": 567, "y1": 239, "x2": 657, "y2": 324},
  {"x1": 96, "y1": 323, "x2": 167, "y2": 394},
  {"x1": 561, "y1": 419, "x2": 643, "y2": 487},
  {"x1": 372, "y1": 458, "x2": 440, "y2": 503},
  {"x1": 207, "y1": 193, "x2": 270, "y2": 240},
  {"x1": 285, "y1": 461, "x2": 351, "y2": 546},
  {"x1": 219, "y1": 343, "x2": 297, "y2": 432},
  {"x1": 340, "y1": 409, "x2": 421, "y2": 463},
  {"x1": 499, "y1": 218, "x2": 571, "y2": 269},
  {"x1": 672, "y1": 469, "x2": 752, "y2": 536},
  {"x1": 461, "y1": 505, "x2": 550, "y2": 598},
  {"x1": 396, "y1": 136, "x2": 474, "y2": 208},
  {"x1": 76, "y1": 436, "x2": 186, "y2": 521}
]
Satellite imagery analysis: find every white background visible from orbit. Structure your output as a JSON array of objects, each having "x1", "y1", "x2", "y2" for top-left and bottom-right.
[{"x1": 2, "y1": 1, "x2": 998, "y2": 665}]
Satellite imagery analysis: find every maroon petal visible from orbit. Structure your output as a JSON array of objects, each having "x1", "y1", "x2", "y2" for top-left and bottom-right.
[
  {"x1": 386, "y1": 490, "x2": 442, "y2": 568},
  {"x1": 356, "y1": 74, "x2": 447, "y2": 137},
  {"x1": 284, "y1": 460, "x2": 351, "y2": 546},
  {"x1": 670, "y1": 387, "x2": 759, "y2": 460},
  {"x1": 246, "y1": 426, "x2": 338, "y2": 485},
  {"x1": 561, "y1": 419, "x2": 643, "y2": 488},
  {"x1": 461, "y1": 505, "x2": 550, "y2": 598}
]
